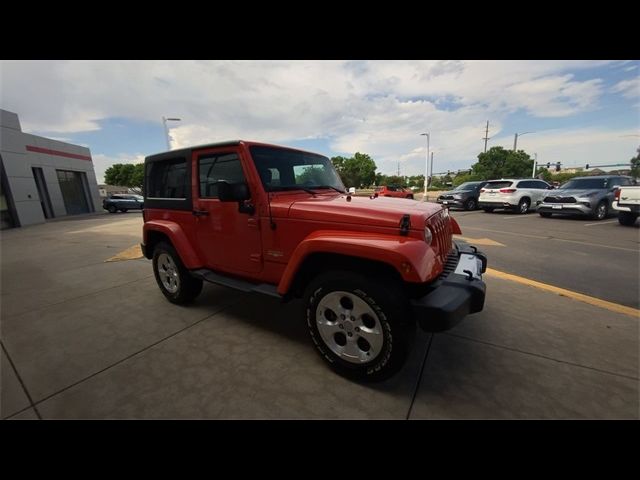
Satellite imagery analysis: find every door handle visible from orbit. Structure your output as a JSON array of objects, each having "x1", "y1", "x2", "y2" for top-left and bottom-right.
[{"x1": 192, "y1": 209, "x2": 209, "y2": 217}]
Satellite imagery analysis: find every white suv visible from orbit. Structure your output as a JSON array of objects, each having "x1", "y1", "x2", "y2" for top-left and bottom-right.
[{"x1": 478, "y1": 179, "x2": 552, "y2": 214}]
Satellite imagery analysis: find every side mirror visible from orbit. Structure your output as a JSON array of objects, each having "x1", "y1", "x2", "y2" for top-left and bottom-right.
[
  {"x1": 547, "y1": 185, "x2": 554, "y2": 190},
  {"x1": 217, "y1": 181, "x2": 251, "y2": 202}
]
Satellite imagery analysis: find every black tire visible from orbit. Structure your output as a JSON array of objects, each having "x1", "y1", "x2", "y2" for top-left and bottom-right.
[
  {"x1": 464, "y1": 198, "x2": 477, "y2": 211},
  {"x1": 592, "y1": 201, "x2": 608, "y2": 220},
  {"x1": 539, "y1": 212, "x2": 552, "y2": 218},
  {"x1": 152, "y1": 241, "x2": 203, "y2": 304},
  {"x1": 618, "y1": 212, "x2": 638, "y2": 226},
  {"x1": 517, "y1": 197, "x2": 530, "y2": 214},
  {"x1": 107, "y1": 205, "x2": 117, "y2": 213},
  {"x1": 303, "y1": 270, "x2": 415, "y2": 382},
  {"x1": 120, "y1": 209, "x2": 128, "y2": 213},
  {"x1": 483, "y1": 207, "x2": 494, "y2": 213},
  {"x1": 406, "y1": 194, "x2": 414, "y2": 199}
]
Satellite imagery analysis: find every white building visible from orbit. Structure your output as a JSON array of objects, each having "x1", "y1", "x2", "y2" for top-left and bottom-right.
[{"x1": 0, "y1": 109, "x2": 102, "y2": 229}]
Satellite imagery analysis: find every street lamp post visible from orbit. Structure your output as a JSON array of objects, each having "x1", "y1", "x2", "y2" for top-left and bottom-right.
[
  {"x1": 513, "y1": 131, "x2": 534, "y2": 152},
  {"x1": 162, "y1": 116, "x2": 181, "y2": 150},
  {"x1": 531, "y1": 153, "x2": 538, "y2": 178},
  {"x1": 420, "y1": 132, "x2": 430, "y2": 200}
]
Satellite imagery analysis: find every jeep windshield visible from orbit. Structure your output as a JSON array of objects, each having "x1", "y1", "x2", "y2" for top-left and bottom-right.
[
  {"x1": 250, "y1": 146, "x2": 345, "y2": 193},
  {"x1": 560, "y1": 178, "x2": 610, "y2": 190}
]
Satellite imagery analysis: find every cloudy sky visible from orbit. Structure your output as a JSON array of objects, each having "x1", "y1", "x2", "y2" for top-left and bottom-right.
[{"x1": 1, "y1": 60, "x2": 639, "y2": 183}]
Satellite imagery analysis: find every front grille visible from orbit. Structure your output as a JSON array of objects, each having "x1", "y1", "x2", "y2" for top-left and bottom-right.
[
  {"x1": 429, "y1": 210, "x2": 453, "y2": 263},
  {"x1": 439, "y1": 195, "x2": 454, "y2": 200},
  {"x1": 544, "y1": 196, "x2": 576, "y2": 203},
  {"x1": 438, "y1": 249, "x2": 459, "y2": 280}
]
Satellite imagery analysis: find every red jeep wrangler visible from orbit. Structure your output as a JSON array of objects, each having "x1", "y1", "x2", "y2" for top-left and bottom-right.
[
  {"x1": 141, "y1": 141, "x2": 487, "y2": 380},
  {"x1": 375, "y1": 185, "x2": 415, "y2": 199}
]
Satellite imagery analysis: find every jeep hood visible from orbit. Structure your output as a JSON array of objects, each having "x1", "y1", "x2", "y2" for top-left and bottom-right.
[{"x1": 278, "y1": 194, "x2": 444, "y2": 230}]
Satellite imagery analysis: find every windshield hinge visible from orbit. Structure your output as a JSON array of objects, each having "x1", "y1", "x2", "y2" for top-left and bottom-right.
[{"x1": 399, "y1": 214, "x2": 411, "y2": 236}]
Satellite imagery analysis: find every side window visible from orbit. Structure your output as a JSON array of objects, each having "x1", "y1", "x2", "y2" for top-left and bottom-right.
[
  {"x1": 618, "y1": 177, "x2": 631, "y2": 186},
  {"x1": 533, "y1": 181, "x2": 549, "y2": 189},
  {"x1": 518, "y1": 181, "x2": 532, "y2": 188},
  {"x1": 199, "y1": 153, "x2": 246, "y2": 198},
  {"x1": 147, "y1": 158, "x2": 188, "y2": 199},
  {"x1": 111, "y1": 195, "x2": 121, "y2": 199}
]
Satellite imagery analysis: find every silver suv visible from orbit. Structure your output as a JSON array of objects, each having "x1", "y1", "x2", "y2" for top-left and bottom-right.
[
  {"x1": 537, "y1": 175, "x2": 634, "y2": 220},
  {"x1": 478, "y1": 179, "x2": 552, "y2": 214}
]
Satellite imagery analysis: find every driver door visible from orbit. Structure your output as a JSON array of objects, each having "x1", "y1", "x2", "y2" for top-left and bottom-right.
[{"x1": 192, "y1": 147, "x2": 262, "y2": 273}]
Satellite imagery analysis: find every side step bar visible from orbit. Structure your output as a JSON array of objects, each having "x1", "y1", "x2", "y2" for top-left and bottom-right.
[{"x1": 190, "y1": 269, "x2": 281, "y2": 298}]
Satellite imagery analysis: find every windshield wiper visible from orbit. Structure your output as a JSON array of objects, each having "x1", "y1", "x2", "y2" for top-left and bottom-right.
[
  {"x1": 311, "y1": 185, "x2": 346, "y2": 193},
  {"x1": 269, "y1": 186, "x2": 317, "y2": 196}
]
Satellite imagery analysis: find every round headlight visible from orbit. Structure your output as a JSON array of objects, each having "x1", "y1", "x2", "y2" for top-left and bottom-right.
[{"x1": 424, "y1": 226, "x2": 433, "y2": 245}]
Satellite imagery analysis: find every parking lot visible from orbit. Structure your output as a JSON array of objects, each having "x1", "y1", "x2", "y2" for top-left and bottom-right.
[{"x1": 1, "y1": 209, "x2": 638, "y2": 419}]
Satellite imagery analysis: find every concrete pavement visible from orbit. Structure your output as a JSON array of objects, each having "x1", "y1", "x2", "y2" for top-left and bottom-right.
[{"x1": 1, "y1": 212, "x2": 638, "y2": 419}]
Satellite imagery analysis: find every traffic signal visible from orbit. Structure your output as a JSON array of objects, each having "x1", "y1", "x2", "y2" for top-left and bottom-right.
[
  {"x1": 586, "y1": 164, "x2": 589, "y2": 170},
  {"x1": 555, "y1": 162, "x2": 561, "y2": 172},
  {"x1": 546, "y1": 162, "x2": 551, "y2": 168}
]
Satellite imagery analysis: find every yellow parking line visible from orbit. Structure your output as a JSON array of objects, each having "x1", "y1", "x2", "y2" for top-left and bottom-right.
[
  {"x1": 105, "y1": 245, "x2": 144, "y2": 262},
  {"x1": 485, "y1": 268, "x2": 640, "y2": 318}
]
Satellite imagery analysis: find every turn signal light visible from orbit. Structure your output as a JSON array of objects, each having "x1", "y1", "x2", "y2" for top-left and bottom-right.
[{"x1": 614, "y1": 188, "x2": 621, "y2": 201}]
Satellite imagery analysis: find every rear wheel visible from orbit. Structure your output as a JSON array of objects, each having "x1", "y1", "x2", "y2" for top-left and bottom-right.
[
  {"x1": 592, "y1": 201, "x2": 608, "y2": 220},
  {"x1": 483, "y1": 207, "x2": 494, "y2": 213},
  {"x1": 406, "y1": 194, "x2": 414, "y2": 199},
  {"x1": 539, "y1": 212, "x2": 552, "y2": 218},
  {"x1": 618, "y1": 212, "x2": 638, "y2": 226},
  {"x1": 304, "y1": 270, "x2": 415, "y2": 382},
  {"x1": 152, "y1": 242, "x2": 203, "y2": 304},
  {"x1": 518, "y1": 198, "x2": 530, "y2": 214},
  {"x1": 464, "y1": 198, "x2": 477, "y2": 211},
  {"x1": 107, "y1": 205, "x2": 117, "y2": 213}
]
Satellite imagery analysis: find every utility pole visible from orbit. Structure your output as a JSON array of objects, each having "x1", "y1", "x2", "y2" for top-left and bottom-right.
[
  {"x1": 397, "y1": 161, "x2": 400, "y2": 177},
  {"x1": 482, "y1": 120, "x2": 490, "y2": 153},
  {"x1": 421, "y1": 133, "x2": 430, "y2": 199},
  {"x1": 531, "y1": 153, "x2": 537, "y2": 178},
  {"x1": 513, "y1": 131, "x2": 534, "y2": 152}
]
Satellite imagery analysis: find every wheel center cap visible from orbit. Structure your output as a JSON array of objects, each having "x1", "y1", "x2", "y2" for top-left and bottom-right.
[{"x1": 344, "y1": 322, "x2": 353, "y2": 333}]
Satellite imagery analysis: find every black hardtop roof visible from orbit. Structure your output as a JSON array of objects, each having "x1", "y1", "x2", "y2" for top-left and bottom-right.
[
  {"x1": 571, "y1": 175, "x2": 631, "y2": 179},
  {"x1": 144, "y1": 140, "x2": 324, "y2": 163}
]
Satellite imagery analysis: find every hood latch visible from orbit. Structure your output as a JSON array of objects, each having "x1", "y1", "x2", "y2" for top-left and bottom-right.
[{"x1": 399, "y1": 214, "x2": 411, "y2": 236}]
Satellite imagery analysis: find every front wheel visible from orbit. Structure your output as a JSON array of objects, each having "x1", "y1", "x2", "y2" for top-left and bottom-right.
[
  {"x1": 464, "y1": 198, "x2": 477, "y2": 211},
  {"x1": 518, "y1": 198, "x2": 530, "y2": 214},
  {"x1": 618, "y1": 212, "x2": 638, "y2": 226},
  {"x1": 592, "y1": 201, "x2": 608, "y2": 220},
  {"x1": 152, "y1": 242, "x2": 203, "y2": 304},
  {"x1": 107, "y1": 205, "x2": 117, "y2": 213},
  {"x1": 304, "y1": 271, "x2": 415, "y2": 382}
]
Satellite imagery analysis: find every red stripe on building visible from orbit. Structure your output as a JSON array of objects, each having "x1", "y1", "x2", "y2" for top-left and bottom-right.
[{"x1": 26, "y1": 145, "x2": 92, "y2": 161}]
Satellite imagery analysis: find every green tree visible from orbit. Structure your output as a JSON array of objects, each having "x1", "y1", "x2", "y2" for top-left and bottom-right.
[
  {"x1": 331, "y1": 152, "x2": 377, "y2": 188},
  {"x1": 295, "y1": 165, "x2": 326, "y2": 185},
  {"x1": 630, "y1": 146, "x2": 640, "y2": 179},
  {"x1": 104, "y1": 163, "x2": 145, "y2": 193},
  {"x1": 472, "y1": 146, "x2": 534, "y2": 180},
  {"x1": 452, "y1": 172, "x2": 482, "y2": 187}
]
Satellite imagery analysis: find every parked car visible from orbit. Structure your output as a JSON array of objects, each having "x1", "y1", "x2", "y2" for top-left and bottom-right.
[
  {"x1": 612, "y1": 184, "x2": 640, "y2": 226},
  {"x1": 437, "y1": 181, "x2": 487, "y2": 210},
  {"x1": 537, "y1": 175, "x2": 634, "y2": 220},
  {"x1": 141, "y1": 140, "x2": 487, "y2": 381},
  {"x1": 478, "y1": 178, "x2": 552, "y2": 214},
  {"x1": 103, "y1": 194, "x2": 144, "y2": 213},
  {"x1": 374, "y1": 185, "x2": 414, "y2": 199}
]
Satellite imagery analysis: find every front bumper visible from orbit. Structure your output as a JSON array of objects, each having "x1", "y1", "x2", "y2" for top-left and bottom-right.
[
  {"x1": 537, "y1": 202, "x2": 592, "y2": 215},
  {"x1": 411, "y1": 244, "x2": 487, "y2": 332},
  {"x1": 437, "y1": 198, "x2": 465, "y2": 208}
]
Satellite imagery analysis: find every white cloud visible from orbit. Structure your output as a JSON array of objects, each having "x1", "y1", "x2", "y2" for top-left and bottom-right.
[
  {"x1": 611, "y1": 77, "x2": 640, "y2": 99},
  {"x1": 1, "y1": 59, "x2": 635, "y2": 178},
  {"x1": 92, "y1": 153, "x2": 145, "y2": 184}
]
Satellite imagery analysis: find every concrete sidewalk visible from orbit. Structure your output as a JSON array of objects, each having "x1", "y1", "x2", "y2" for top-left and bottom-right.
[{"x1": 1, "y1": 215, "x2": 638, "y2": 419}]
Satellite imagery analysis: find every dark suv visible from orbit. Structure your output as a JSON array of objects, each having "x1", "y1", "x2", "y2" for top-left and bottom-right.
[
  {"x1": 103, "y1": 194, "x2": 144, "y2": 213},
  {"x1": 437, "y1": 181, "x2": 486, "y2": 210},
  {"x1": 537, "y1": 175, "x2": 634, "y2": 220}
]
